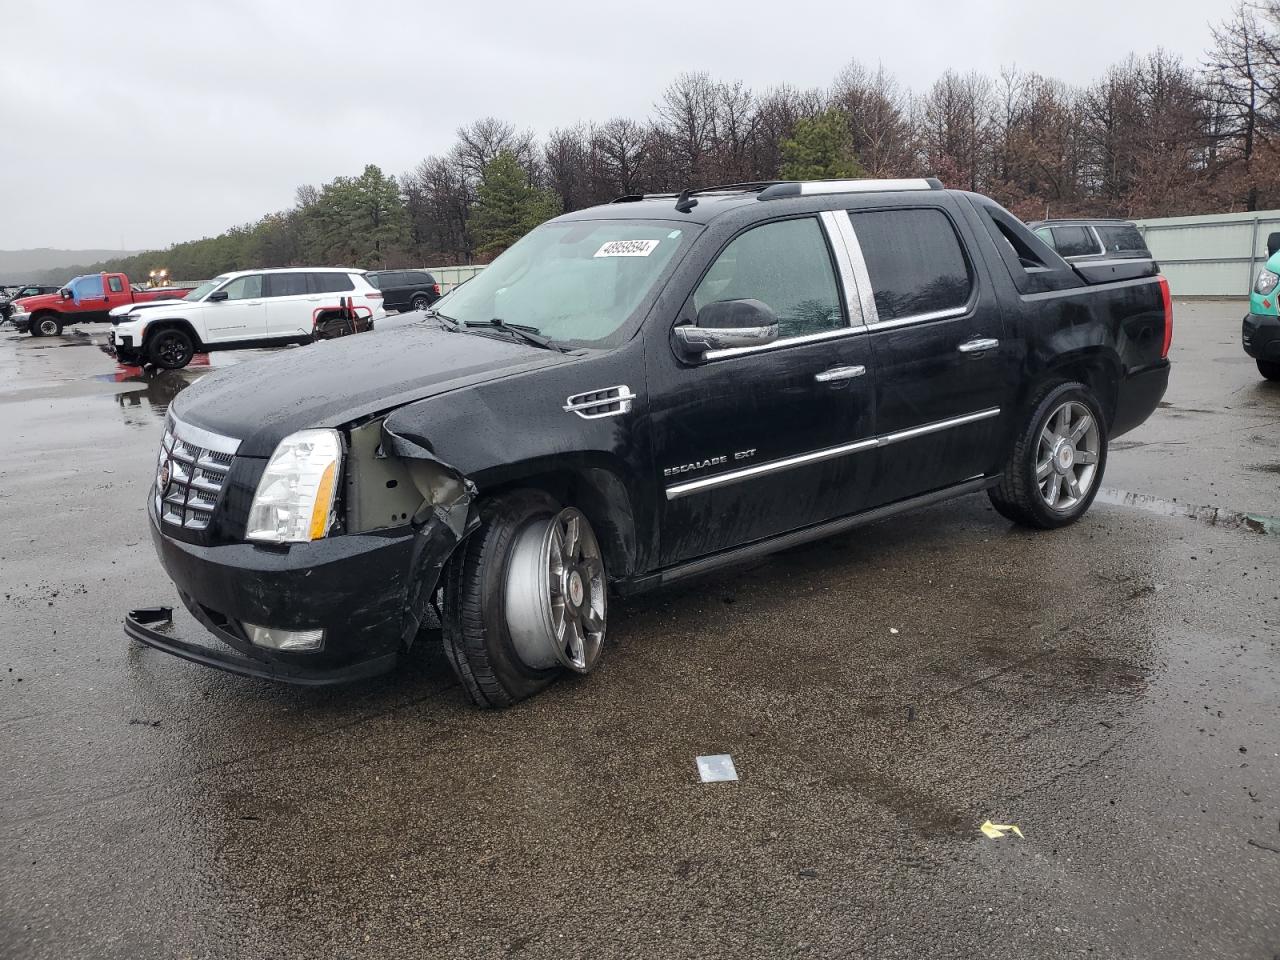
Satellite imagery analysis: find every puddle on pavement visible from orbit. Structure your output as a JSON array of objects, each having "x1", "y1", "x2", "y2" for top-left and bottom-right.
[
  {"x1": 100, "y1": 368, "x2": 204, "y2": 418},
  {"x1": 1096, "y1": 486, "x2": 1279, "y2": 534}
]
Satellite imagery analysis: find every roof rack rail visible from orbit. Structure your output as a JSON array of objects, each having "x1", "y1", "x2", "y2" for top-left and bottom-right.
[
  {"x1": 610, "y1": 182, "x2": 779, "y2": 205},
  {"x1": 757, "y1": 177, "x2": 943, "y2": 200}
]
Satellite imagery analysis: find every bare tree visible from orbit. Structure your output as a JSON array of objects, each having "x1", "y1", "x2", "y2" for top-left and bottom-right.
[{"x1": 831, "y1": 62, "x2": 914, "y2": 176}]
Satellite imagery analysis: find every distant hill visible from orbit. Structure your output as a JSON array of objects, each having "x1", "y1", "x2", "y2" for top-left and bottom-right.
[{"x1": 0, "y1": 248, "x2": 144, "y2": 283}]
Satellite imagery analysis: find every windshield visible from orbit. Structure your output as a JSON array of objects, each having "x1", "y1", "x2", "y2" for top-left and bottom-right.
[
  {"x1": 436, "y1": 220, "x2": 693, "y2": 345},
  {"x1": 184, "y1": 277, "x2": 227, "y2": 302}
]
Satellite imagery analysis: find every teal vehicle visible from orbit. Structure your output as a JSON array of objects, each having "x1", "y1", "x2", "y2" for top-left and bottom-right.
[{"x1": 1245, "y1": 233, "x2": 1280, "y2": 381}]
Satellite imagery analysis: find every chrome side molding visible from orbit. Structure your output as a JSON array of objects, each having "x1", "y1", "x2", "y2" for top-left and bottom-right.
[{"x1": 665, "y1": 407, "x2": 1000, "y2": 500}]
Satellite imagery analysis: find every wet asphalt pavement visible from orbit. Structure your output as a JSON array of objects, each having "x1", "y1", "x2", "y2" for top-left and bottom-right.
[{"x1": 1, "y1": 303, "x2": 1277, "y2": 959}]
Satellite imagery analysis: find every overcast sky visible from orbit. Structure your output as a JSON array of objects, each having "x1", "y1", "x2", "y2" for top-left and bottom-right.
[{"x1": 0, "y1": 0, "x2": 1236, "y2": 251}]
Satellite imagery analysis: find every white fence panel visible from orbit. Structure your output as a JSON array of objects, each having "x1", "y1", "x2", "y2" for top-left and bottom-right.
[
  {"x1": 424, "y1": 264, "x2": 486, "y2": 294},
  {"x1": 1131, "y1": 210, "x2": 1280, "y2": 298}
]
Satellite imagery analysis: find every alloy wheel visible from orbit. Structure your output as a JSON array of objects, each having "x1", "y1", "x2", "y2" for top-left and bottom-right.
[
  {"x1": 1036, "y1": 400, "x2": 1100, "y2": 511},
  {"x1": 504, "y1": 507, "x2": 606, "y2": 673}
]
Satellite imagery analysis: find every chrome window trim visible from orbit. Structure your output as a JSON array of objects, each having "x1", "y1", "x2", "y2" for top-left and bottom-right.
[
  {"x1": 704, "y1": 324, "x2": 866, "y2": 360},
  {"x1": 665, "y1": 407, "x2": 1000, "y2": 500},
  {"x1": 863, "y1": 305, "x2": 970, "y2": 332},
  {"x1": 168, "y1": 414, "x2": 241, "y2": 455},
  {"x1": 1085, "y1": 225, "x2": 1106, "y2": 257}
]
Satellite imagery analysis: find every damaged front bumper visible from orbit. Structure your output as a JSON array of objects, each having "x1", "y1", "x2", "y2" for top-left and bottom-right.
[{"x1": 128, "y1": 493, "x2": 472, "y2": 685}]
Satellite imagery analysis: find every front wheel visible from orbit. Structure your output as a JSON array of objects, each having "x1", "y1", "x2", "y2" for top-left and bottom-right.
[
  {"x1": 148, "y1": 328, "x2": 194, "y2": 369},
  {"x1": 1258, "y1": 359, "x2": 1280, "y2": 381},
  {"x1": 442, "y1": 490, "x2": 607, "y2": 708},
  {"x1": 32, "y1": 314, "x2": 62, "y2": 337},
  {"x1": 988, "y1": 381, "x2": 1108, "y2": 529}
]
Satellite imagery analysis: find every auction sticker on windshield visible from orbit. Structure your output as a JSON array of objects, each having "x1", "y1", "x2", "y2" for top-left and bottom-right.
[{"x1": 595, "y1": 239, "x2": 661, "y2": 258}]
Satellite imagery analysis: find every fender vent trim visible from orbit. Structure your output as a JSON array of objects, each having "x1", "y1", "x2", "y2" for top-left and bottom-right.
[{"x1": 563, "y1": 385, "x2": 637, "y2": 420}]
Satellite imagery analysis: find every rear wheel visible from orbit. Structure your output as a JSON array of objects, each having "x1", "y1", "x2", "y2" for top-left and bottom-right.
[
  {"x1": 1258, "y1": 359, "x2": 1280, "y2": 381},
  {"x1": 148, "y1": 328, "x2": 195, "y2": 369},
  {"x1": 32, "y1": 313, "x2": 62, "y2": 337},
  {"x1": 411, "y1": 294, "x2": 429, "y2": 312},
  {"x1": 442, "y1": 490, "x2": 607, "y2": 708},
  {"x1": 988, "y1": 381, "x2": 1108, "y2": 529}
]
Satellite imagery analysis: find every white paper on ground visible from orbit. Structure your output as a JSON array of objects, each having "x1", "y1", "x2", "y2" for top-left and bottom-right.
[{"x1": 696, "y1": 754, "x2": 739, "y2": 782}]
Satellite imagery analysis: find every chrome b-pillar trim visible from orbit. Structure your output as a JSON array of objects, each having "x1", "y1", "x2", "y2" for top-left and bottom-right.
[
  {"x1": 827, "y1": 209, "x2": 880, "y2": 327},
  {"x1": 818, "y1": 210, "x2": 869, "y2": 327}
]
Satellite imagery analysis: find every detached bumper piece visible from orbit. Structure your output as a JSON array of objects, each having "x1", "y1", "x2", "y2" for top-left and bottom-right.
[{"x1": 125, "y1": 605, "x2": 399, "y2": 685}]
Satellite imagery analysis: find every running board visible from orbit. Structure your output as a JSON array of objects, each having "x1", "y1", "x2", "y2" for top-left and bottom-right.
[{"x1": 621, "y1": 477, "x2": 996, "y2": 594}]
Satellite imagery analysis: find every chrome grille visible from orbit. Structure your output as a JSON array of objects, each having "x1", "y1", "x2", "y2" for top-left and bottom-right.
[{"x1": 155, "y1": 416, "x2": 240, "y2": 531}]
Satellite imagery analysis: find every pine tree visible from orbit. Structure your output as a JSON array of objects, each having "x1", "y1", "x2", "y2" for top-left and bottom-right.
[
  {"x1": 471, "y1": 151, "x2": 561, "y2": 258},
  {"x1": 779, "y1": 109, "x2": 865, "y2": 180}
]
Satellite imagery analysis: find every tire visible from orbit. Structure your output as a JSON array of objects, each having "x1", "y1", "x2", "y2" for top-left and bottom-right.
[
  {"x1": 1258, "y1": 359, "x2": 1280, "y2": 381},
  {"x1": 32, "y1": 314, "x2": 62, "y2": 337},
  {"x1": 411, "y1": 294, "x2": 429, "y2": 312},
  {"x1": 988, "y1": 381, "x2": 1108, "y2": 529},
  {"x1": 442, "y1": 489, "x2": 608, "y2": 708},
  {"x1": 147, "y1": 328, "x2": 195, "y2": 369}
]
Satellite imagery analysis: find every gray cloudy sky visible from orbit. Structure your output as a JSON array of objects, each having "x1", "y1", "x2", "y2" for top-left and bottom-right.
[{"x1": 1, "y1": 0, "x2": 1235, "y2": 251}]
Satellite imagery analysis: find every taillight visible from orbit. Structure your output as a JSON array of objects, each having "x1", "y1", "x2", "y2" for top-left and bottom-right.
[
  {"x1": 1158, "y1": 275, "x2": 1172, "y2": 358},
  {"x1": 366, "y1": 291, "x2": 382, "y2": 299},
  {"x1": 432, "y1": 283, "x2": 440, "y2": 296}
]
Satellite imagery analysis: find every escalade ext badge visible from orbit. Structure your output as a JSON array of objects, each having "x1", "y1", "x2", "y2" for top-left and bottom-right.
[{"x1": 126, "y1": 180, "x2": 1171, "y2": 707}]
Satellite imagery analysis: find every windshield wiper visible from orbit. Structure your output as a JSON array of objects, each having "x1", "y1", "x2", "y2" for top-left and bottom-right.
[{"x1": 461, "y1": 317, "x2": 566, "y2": 352}]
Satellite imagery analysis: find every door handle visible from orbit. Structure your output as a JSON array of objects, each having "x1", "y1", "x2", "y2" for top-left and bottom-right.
[
  {"x1": 814, "y1": 364, "x2": 866, "y2": 382},
  {"x1": 958, "y1": 338, "x2": 999, "y2": 354}
]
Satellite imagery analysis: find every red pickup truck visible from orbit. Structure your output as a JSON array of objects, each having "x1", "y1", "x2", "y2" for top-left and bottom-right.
[{"x1": 11, "y1": 272, "x2": 190, "y2": 336}]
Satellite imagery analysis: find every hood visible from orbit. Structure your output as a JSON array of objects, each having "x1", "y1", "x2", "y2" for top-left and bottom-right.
[
  {"x1": 110, "y1": 298, "x2": 189, "y2": 319},
  {"x1": 171, "y1": 321, "x2": 578, "y2": 457},
  {"x1": 10, "y1": 292, "x2": 62, "y2": 311}
]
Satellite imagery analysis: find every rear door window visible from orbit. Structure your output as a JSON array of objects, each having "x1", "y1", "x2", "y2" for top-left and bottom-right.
[
  {"x1": 1050, "y1": 226, "x2": 1099, "y2": 258},
  {"x1": 1095, "y1": 224, "x2": 1148, "y2": 255},
  {"x1": 265, "y1": 273, "x2": 308, "y2": 298},
  {"x1": 694, "y1": 217, "x2": 845, "y2": 340},
  {"x1": 108, "y1": 276, "x2": 124, "y2": 293},
  {"x1": 849, "y1": 208, "x2": 973, "y2": 321},
  {"x1": 309, "y1": 272, "x2": 355, "y2": 294}
]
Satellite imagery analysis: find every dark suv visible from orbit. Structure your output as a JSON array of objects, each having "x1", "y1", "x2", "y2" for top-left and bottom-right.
[
  {"x1": 126, "y1": 178, "x2": 1171, "y2": 708},
  {"x1": 1027, "y1": 219, "x2": 1156, "y2": 282},
  {"x1": 365, "y1": 269, "x2": 440, "y2": 312},
  {"x1": 1, "y1": 283, "x2": 61, "y2": 320}
]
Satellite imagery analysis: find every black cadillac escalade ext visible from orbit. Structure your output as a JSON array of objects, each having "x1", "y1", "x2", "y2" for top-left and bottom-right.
[{"x1": 127, "y1": 178, "x2": 1172, "y2": 707}]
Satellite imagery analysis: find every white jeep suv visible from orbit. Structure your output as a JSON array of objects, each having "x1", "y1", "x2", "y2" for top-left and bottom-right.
[{"x1": 106, "y1": 267, "x2": 385, "y2": 369}]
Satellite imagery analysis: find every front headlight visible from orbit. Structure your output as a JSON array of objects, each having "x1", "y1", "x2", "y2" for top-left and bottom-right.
[
  {"x1": 1256, "y1": 269, "x2": 1279, "y2": 295},
  {"x1": 246, "y1": 429, "x2": 342, "y2": 543}
]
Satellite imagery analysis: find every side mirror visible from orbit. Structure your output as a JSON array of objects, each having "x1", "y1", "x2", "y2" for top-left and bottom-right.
[
  {"x1": 673, "y1": 298, "x2": 779, "y2": 360},
  {"x1": 208, "y1": 290, "x2": 229, "y2": 302},
  {"x1": 1267, "y1": 232, "x2": 1280, "y2": 258},
  {"x1": 60, "y1": 289, "x2": 71, "y2": 299}
]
